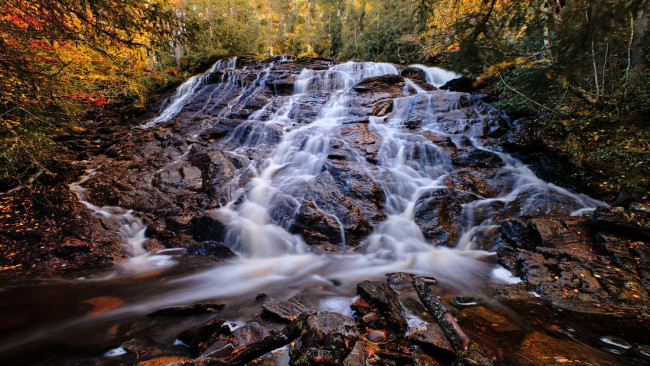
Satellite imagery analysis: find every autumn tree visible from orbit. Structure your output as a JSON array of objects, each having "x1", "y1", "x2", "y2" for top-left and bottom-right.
[{"x1": 0, "y1": 0, "x2": 179, "y2": 185}]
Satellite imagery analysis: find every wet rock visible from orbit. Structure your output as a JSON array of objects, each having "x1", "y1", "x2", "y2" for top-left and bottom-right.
[
  {"x1": 262, "y1": 297, "x2": 308, "y2": 321},
  {"x1": 451, "y1": 296, "x2": 485, "y2": 309},
  {"x1": 220, "y1": 122, "x2": 283, "y2": 149},
  {"x1": 499, "y1": 218, "x2": 543, "y2": 250},
  {"x1": 414, "y1": 188, "x2": 479, "y2": 246},
  {"x1": 372, "y1": 100, "x2": 394, "y2": 117},
  {"x1": 291, "y1": 201, "x2": 343, "y2": 247},
  {"x1": 594, "y1": 232, "x2": 641, "y2": 273},
  {"x1": 357, "y1": 280, "x2": 408, "y2": 333},
  {"x1": 443, "y1": 168, "x2": 498, "y2": 198},
  {"x1": 514, "y1": 331, "x2": 608, "y2": 366},
  {"x1": 231, "y1": 322, "x2": 270, "y2": 347},
  {"x1": 600, "y1": 335, "x2": 632, "y2": 350},
  {"x1": 361, "y1": 312, "x2": 380, "y2": 325},
  {"x1": 411, "y1": 348, "x2": 445, "y2": 366},
  {"x1": 406, "y1": 322, "x2": 454, "y2": 356},
  {"x1": 386, "y1": 272, "x2": 418, "y2": 289},
  {"x1": 594, "y1": 204, "x2": 650, "y2": 240},
  {"x1": 136, "y1": 356, "x2": 190, "y2": 366},
  {"x1": 199, "y1": 336, "x2": 234, "y2": 359},
  {"x1": 176, "y1": 318, "x2": 229, "y2": 355},
  {"x1": 147, "y1": 303, "x2": 224, "y2": 318},
  {"x1": 121, "y1": 338, "x2": 164, "y2": 360},
  {"x1": 496, "y1": 243, "x2": 650, "y2": 315},
  {"x1": 366, "y1": 329, "x2": 390, "y2": 343},
  {"x1": 451, "y1": 149, "x2": 504, "y2": 168},
  {"x1": 456, "y1": 306, "x2": 520, "y2": 333},
  {"x1": 189, "y1": 216, "x2": 227, "y2": 242},
  {"x1": 343, "y1": 341, "x2": 368, "y2": 366},
  {"x1": 185, "y1": 241, "x2": 236, "y2": 260},
  {"x1": 198, "y1": 126, "x2": 230, "y2": 140},
  {"x1": 637, "y1": 344, "x2": 650, "y2": 357},
  {"x1": 289, "y1": 312, "x2": 358, "y2": 366},
  {"x1": 498, "y1": 118, "x2": 544, "y2": 150},
  {"x1": 353, "y1": 74, "x2": 405, "y2": 96},
  {"x1": 412, "y1": 276, "x2": 473, "y2": 353},
  {"x1": 351, "y1": 297, "x2": 373, "y2": 314},
  {"x1": 498, "y1": 216, "x2": 591, "y2": 251},
  {"x1": 268, "y1": 193, "x2": 300, "y2": 226},
  {"x1": 339, "y1": 123, "x2": 381, "y2": 163},
  {"x1": 297, "y1": 162, "x2": 383, "y2": 246},
  {"x1": 440, "y1": 76, "x2": 480, "y2": 93},
  {"x1": 0, "y1": 175, "x2": 121, "y2": 270},
  {"x1": 401, "y1": 67, "x2": 434, "y2": 88}
]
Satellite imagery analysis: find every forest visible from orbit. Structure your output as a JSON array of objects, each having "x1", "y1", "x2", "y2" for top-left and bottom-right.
[{"x1": 1, "y1": 0, "x2": 648, "y2": 196}]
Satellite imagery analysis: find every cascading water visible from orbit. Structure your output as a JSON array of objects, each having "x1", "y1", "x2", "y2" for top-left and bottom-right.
[
  {"x1": 86, "y1": 57, "x2": 602, "y2": 302},
  {"x1": 143, "y1": 57, "x2": 238, "y2": 127},
  {"x1": 115, "y1": 59, "x2": 604, "y2": 310},
  {"x1": 69, "y1": 162, "x2": 175, "y2": 272},
  {"x1": 410, "y1": 64, "x2": 462, "y2": 88},
  {"x1": 4, "y1": 58, "x2": 619, "y2": 365}
]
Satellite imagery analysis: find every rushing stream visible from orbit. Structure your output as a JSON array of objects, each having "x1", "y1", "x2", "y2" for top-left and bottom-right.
[{"x1": 2, "y1": 56, "x2": 645, "y2": 366}]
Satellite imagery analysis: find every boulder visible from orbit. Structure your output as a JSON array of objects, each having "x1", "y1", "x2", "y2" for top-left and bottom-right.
[
  {"x1": 440, "y1": 76, "x2": 480, "y2": 93},
  {"x1": 289, "y1": 312, "x2": 359, "y2": 366},
  {"x1": 176, "y1": 318, "x2": 229, "y2": 355},
  {"x1": 451, "y1": 149, "x2": 504, "y2": 168},
  {"x1": 414, "y1": 188, "x2": 479, "y2": 246},
  {"x1": 356, "y1": 280, "x2": 408, "y2": 333},
  {"x1": 262, "y1": 296, "x2": 308, "y2": 321},
  {"x1": 594, "y1": 204, "x2": 650, "y2": 240}
]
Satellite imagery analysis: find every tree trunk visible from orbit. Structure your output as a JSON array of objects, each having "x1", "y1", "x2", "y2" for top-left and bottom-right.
[{"x1": 630, "y1": 4, "x2": 648, "y2": 67}]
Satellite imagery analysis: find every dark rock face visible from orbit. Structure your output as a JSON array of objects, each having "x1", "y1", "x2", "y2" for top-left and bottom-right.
[
  {"x1": 594, "y1": 204, "x2": 650, "y2": 240},
  {"x1": 176, "y1": 318, "x2": 229, "y2": 355},
  {"x1": 231, "y1": 322, "x2": 270, "y2": 348},
  {"x1": 356, "y1": 280, "x2": 408, "y2": 333},
  {"x1": 451, "y1": 149, "x2": 504, "y2": 168},
  {"x1": 414, "y1": 188, "x2": 478, "y2": 246},
  {"x1": 147, "y1": 303, "x2": 224, "y2": 318},
  {"x1": 262, "y1": 296, "x2": 308, "y2": 321},
  {"x1": 291, "y1": 202, "x2": 343, "y2": 247},
  {"x1": 495, "y1": 214, "x2": 650, "y2": 315},
  {"x1": 401, "y1": 67, "x2": 432, "y2": 88},
  {"x1": 406, "y1": 322, "x2": 454, "y2": 356},
  {"x1": 289, "y1": 312, "x2": 358, "y2": 366},
  {"x1": 0, "y1": 167, "x2": 121, "y2": 270},
  {"x1": 440, "y1": 76, "x2": 480, "y2": 93}
]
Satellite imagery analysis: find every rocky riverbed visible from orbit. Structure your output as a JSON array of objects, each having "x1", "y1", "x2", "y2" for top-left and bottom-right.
[{"x1": 1, "y1": 56, "x2": 649, "y2": 365}]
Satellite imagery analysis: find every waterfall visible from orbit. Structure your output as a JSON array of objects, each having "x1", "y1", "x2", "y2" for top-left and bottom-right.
[
  {"x1": 143, "y1": 57, "x2": 238, "y2": 128},
  {"x1": 69, "y1": 162, "x2": 175, "y2": 272},
  {"x1": 77, "y1": 58, "x2": 606, "y2": 307},
  {"x1": 410, "y1": 64, "x2": 462, "y2": 88}
]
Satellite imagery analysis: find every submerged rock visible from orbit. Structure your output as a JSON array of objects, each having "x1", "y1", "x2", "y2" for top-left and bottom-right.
[{"x1": 147, "y1": 303, "x2": 224, "y2": 318}]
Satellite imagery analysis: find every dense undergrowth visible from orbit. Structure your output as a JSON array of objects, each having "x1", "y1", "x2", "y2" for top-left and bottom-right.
[{"x1": 484, "y1": 57, "x2": 650, "y2": 197}]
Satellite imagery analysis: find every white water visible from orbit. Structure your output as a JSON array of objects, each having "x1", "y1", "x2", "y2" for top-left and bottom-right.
[
  {"x1": 143, "y1": 57, "x2": 237, "y2": 127},
  {"x1": 410, "y1": 64, "x2": 462, "y2": 88},
  {"x1": 74, "y1": 59, "x2": 606, "y2": 311},
  {"x1": 68, "y1": 162, "x2": 175, "y2": 273}
]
